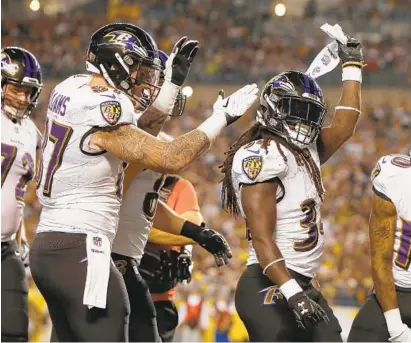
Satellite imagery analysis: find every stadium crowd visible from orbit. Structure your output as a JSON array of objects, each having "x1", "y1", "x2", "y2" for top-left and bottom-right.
[{"x1": 2, "y1": 0, "x2": 411, "y2": 83}]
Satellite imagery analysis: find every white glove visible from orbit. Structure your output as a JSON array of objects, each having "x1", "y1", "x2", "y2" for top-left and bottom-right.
[
  {"x1": 389, "y1": 324, "x2": 411, "y2": 342},
  {"x1": 197, "y1": 84, "x2": 259, "y2": 142},
  {"x1": 212, "y1": 84, "x2": 259, "y2": 125}
]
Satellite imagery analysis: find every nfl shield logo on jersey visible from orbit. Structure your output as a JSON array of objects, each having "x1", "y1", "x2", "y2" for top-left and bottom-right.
[
  {"x1": 242, "y1": 156, "x2": 263, "y2": 181},
  {"x1": 100, "y1": 101, "x2": 122, "y2": 125},
  {"x1": 93, "y1": 236, "x2": 102, "y2": 247}
]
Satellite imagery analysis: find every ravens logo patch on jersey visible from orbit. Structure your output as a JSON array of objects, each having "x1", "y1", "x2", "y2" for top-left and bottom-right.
[
  {"x1": 100, "y1": 100, "x2": 122, "y2": 125},
  {"x1": 242, "y1": 156, "x2": 263, "y2": 180}
]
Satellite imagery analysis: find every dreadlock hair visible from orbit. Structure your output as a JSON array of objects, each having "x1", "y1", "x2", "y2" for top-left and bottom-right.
[{"x1": 220, "y1": 123, "x2": 325, "y2": 216}]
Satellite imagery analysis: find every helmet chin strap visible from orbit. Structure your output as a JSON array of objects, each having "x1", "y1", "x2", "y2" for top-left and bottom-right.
[{"x1": 3, "y1": 104, "x2": 23, "y2": 121}]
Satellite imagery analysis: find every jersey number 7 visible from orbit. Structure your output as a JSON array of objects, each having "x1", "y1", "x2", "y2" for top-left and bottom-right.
[{"x1": 36, "y1": 119, "x2": 73, "y2": 197}]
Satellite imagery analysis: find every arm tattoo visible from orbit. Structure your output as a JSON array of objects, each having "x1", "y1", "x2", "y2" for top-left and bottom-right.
[
  {"x1": 137, "y1": 107, "x2": 168, "y2": 136},
  {"x1": 93, "y1": 125, "x2": 210, "y2": 173},
  {"x1": 369, "y1": 194, "x2": 398, "y2": 312}
]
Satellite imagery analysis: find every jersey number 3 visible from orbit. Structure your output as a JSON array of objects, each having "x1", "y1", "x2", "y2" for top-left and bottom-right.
[
  {"x1": 294, "y1": 198, "x2": 324, "y2": 252},
  {"x1": 36, "y1": 119, "x2": 73, "y2": 197}
]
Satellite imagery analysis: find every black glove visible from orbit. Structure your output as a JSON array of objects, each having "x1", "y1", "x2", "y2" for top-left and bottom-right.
[
  {"x1": 287, "y1": 290, "x2": 330, "y2": 330},
  {"x1": 181, "y1": 222, "x2": 232, "y2": 267},
  {"x1": 19, "y1": 239, "x2": 30, "y2": 268},
  {"x1": 338, "y1": 37, "x2": 364, "y2": 69},
  {"x1": 165, "y1": 37, "x2": 199, "y2": 86}
]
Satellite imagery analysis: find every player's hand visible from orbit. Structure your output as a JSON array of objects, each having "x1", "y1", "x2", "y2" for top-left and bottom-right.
[
  {"x1": 213, "y1": 84, "x2": 259, "y2": 126},
  {"x1": 198, "y1": 228, "x2": 232, "y2": 267},
  {"x1": 164, "y1": 37, "x2": 199, "y2": 86},
  {"x1": 287, "y1": 290, "x2": 330, "y2": 330},
  {"x1": 389, "y1": 324, "x2": 411, "y2": 342},
  {"x1": 194, "y1": 224, "x2": 232, "y2": 267},
  {"x1": 19, "y1": 239, "x2": 30, "y2": 268},
  {"x1": 338, "y1": 37, "x2": 364, "y2": 69}
]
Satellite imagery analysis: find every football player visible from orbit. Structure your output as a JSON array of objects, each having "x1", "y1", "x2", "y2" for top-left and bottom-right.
[
  {"x1": 30, "y1": 22, "x2": 256, "y2": 342},
  {"x1": 1, "y1": 46, "x2": 43, "y2": 342},
  {"x1": 348, "y1": 151, "x2": 411, "y2": 342},
  {"x1": 220, "y1": 38, "x2": 365, "y2": 341}
]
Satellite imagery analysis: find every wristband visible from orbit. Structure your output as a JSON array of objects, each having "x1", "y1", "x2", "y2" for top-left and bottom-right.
[
  {"x1": 197, "y1": 113, "x2": 227, "y2": 142},
  {"x1": 152, "y1": 80, "x2": 180, "y2": 114},
  {"x1": 279, "y1": 279, "x2": 304, "y2": 301},
  {"x1": 335, "y1": 106, "x2": 361, "y2": 114},
  {"x1": 262, "y1": 258, "x2": 285, "y2": 275},
  {"x1": 342, "y1": 66, "x2": 362, "y2": 83},
  {"x1": 384, "y1": 308, "x2": 404, "y2": 337}
]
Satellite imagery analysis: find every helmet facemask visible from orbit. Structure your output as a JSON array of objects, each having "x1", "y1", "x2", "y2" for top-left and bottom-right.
[
  {"x1": 259, "y1": 92, "x2": 326, "y2": 149},
  {"x1": 96, "y1": 52, "x2": 161, "y2": 112},
  {"x1": 1, "y1": 78, "x2": 42, "y2": 120}
]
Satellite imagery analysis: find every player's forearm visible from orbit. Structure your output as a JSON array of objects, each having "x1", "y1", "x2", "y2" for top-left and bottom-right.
[
  {"x1": 153, "y1": 200, "x2": 188, "y2": 236},
  {"x1": 252, "y1": 236, "x2": 292, "y2": 286},
  {"x1": 333, "y1": 79, "x2": 361, "y2": 140},
  {"x1": 372, "y1": 258, "x2": 399, "y2": 312},
  {"x1": 148, "y1": 228, "x2": 195, "y2": 246},
  {"x1": 91, "y1": 125, "x2": 210, "y2": 173},
  {"x1": 16, "y1": 219, "x2": 27, "y2": 247},
  {"x1": 137, "y1": 106, "x2": 168, "y2": 137}
]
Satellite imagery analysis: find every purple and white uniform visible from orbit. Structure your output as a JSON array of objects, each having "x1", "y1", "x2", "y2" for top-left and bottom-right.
[
  {"x1": 371, "y1": 154, "x2": 411, "y2": 288},
  {"x1": 1, "y1": 113, "x2": 40, "y2": 241},
  {"x1": 35, "y1": 74, "x2": 137, "y2": 243}
]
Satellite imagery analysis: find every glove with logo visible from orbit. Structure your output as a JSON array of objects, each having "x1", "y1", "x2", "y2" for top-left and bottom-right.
[
  {"x1": 181, "y1": 222, "x2": 232, "y2": 267},
  {"x1": 213, "y1": 85, "x2": 259, "y2": 126},
  {"x1": 338, "y1": 37, "x2": 364, "y2": 69},
  {"x1": 287, "y1": 290, "x2": 330, "y2": 330},
  {"x1": 153, "y1": 37, "x2": 199, "y2": 114},
  {"x1": 164, "y1": 36, "x2": 199, "y2": 86}
]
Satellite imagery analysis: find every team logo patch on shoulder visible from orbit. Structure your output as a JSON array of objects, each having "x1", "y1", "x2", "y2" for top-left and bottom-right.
[
  {"x1": 242, "y1": 156, "x2": 263, "y2": 180},
  {"x1": 100, "y1": 101, "x2": 122, "y2": 125},
  {"x1": 371, "y1": 163, "x2": 381, "y2": 181}
]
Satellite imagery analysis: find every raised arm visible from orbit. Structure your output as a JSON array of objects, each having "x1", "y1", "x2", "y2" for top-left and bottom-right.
[
  {"x1": 317, "y1": 38, "x2": 364, "y2": 164},
  {"x1": 369, "y1": 193, "x2": 410, "y2": 341},
  {"x1": 90, "y1": 124, "x2": 209, "y2": 174},
  {"x1": 90, "y1": 84, "x2": 258, "y2": 174}
]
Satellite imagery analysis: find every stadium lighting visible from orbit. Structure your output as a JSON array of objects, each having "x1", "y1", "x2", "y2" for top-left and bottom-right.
[
  {"x1": 182, "y1": 86, "x2": 193, "y2": 98},
  {"x1": 274, "y1": 3, "x2": 286, "y2": 17},
  {"x1": 29, "y1": 0, "x2": 40, "y2": 11}
]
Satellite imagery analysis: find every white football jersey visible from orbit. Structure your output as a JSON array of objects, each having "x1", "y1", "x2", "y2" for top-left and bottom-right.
[
  {"x1": 371, "y1": 154, "x2": 411, "y2": 288},
  {"x1": 112, "y1": 169, "x2": 159, "y2": 262},
  {"x1": 232, "y1": 139, "x2": 324, "y2": 278},
  {"x1": 36, "y1": 74, "x2": 137, "y2": 243},
  {"x1": 1, "y1": 114, "x2": 41, "y2": 241}
]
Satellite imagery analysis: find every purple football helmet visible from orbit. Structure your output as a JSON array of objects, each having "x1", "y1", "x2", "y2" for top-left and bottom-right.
[{"x1": 1, "y1": 47, "x2": 43, "y2": 119}]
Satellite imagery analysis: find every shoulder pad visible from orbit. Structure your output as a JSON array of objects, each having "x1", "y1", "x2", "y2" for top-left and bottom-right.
[
  {"x1": 88, "y1": 92, "x2": 137, "y2": 128},
  {"x1": 232, "y1": 140, "x2": 288, "y2": 185},
  {"x1": 371, "y1": 154, "x2": 410, "y2": 200}
]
